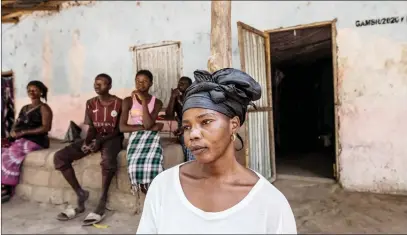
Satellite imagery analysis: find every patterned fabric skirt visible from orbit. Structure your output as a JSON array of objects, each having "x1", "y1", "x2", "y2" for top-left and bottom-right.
[
  {"x1": 126, "y1": 130, "x2": 163, "y2": 193},
  {"x1": 1, "y1": 138, "x2": 43, "y2": 186}
]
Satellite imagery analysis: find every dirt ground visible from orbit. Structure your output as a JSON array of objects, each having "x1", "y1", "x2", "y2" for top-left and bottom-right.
[{"x1": 2, "y1": 178, "x2": 407, "y2": 234}]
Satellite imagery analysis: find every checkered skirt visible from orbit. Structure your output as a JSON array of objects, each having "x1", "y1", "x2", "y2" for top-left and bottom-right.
[{"x1": 126, "y1": 130, "x2": 163, "y2": 188}]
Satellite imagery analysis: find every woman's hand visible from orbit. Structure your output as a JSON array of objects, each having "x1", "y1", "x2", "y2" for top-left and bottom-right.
[
  {"x1": 10, "y1": 130, "x2": 24, "y2": 138},
  {"x1": 10, "y1": 130, "x2": 17, "y2": 138},
  {"x1": 133, "y1": 90, "x2": 146, "y2": 102}
]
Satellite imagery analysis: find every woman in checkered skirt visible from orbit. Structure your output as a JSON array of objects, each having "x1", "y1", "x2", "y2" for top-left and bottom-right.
[{"x1": 119, "y1": 70, "x2": 164, "y2": 194}]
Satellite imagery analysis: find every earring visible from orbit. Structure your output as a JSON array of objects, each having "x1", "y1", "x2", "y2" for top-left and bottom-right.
[{"x1": 231, "y1": 133, "x2": 236, "y2": 142}]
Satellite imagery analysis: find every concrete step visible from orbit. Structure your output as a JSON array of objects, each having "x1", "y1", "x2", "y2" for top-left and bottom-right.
[{"x1": 16, "y1": 137, "x2": 184, "y2": 214}]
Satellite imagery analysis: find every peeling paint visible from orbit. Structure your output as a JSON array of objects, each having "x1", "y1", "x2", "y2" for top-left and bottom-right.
[{"x1": 61, "y1": 1, "x2": 96, "y2": 9}]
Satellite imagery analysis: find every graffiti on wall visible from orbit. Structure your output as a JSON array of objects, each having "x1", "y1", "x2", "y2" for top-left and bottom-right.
[{"x1": 355, "y1": 16, "x2": 406, "y2": 27}]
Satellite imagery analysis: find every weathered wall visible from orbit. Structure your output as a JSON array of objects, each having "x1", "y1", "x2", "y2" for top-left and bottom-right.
[{"x1": 2, "y1": 1, "x2": 407, "y2": 194}]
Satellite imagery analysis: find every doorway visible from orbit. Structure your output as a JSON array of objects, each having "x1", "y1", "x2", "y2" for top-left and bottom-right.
[{"x1": 269, "y1": 24, "x2": 337, "y2": 179}]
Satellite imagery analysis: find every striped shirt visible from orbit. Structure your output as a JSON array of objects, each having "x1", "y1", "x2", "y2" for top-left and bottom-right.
[{"x1": 84, "y1": 96, "x2": 122, "y2": 135}]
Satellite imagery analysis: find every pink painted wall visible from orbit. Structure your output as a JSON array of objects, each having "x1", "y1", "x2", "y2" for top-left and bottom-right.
[{"x1": 337, "y1": 28, "x2": 407, "y2": 194}]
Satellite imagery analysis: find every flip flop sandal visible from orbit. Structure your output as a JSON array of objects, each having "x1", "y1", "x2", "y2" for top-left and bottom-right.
[
  {"x1": 56, "y1": 208, "x2": 84, "y2": 221},
  {"x1": 82, "y1": 212, "x2": 106, "y2": 226}
]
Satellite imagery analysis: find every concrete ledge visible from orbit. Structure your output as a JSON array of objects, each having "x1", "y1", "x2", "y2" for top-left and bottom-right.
[{"x1": 16, "y1": 138, "x2": 184, "y2": 214}]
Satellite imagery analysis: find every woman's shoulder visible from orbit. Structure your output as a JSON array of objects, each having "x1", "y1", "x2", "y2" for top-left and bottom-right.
[
  {"x1": 251, "y1": 172, "x2": 291, "y2": 209},
  {"x1": 153, "y1": 164, "x2": 179, "y2": 183},
  {"x1": 148, "y1": 164, "x2": 180, "y2": 192},
  {"x1": 40, "y1": 103, "x2": 52, "y2": 112},
  {"x1": 122, "y1": 96, "x2": 133, "y2": 105},
  {"x1": 19, "y1": 104, "x2": 29, "y2": 112}
]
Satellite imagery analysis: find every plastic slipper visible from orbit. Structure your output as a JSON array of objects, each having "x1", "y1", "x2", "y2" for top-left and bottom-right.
[
  {"x1": 82, "y1": 212, "x2": 106, "y2": 226},
  {"x1": 56, "y1": 208, "x2": 83, "y2": 221}
]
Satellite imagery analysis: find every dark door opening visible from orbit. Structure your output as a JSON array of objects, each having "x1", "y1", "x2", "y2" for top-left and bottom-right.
[{"x1": 269, "y1": 24, "x2": 336, "y2": 179}]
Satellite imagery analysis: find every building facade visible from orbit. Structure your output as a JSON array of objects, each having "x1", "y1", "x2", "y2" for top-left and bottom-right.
[{"x1": 2, "y1": 1, "x2": 407, "y2": 194}]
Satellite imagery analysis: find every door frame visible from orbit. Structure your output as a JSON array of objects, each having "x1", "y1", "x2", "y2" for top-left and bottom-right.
[
  {"x1": 265, "y1": 19, "x2": 341, "y2": 180},
  {"x1": 237, "y1": 22, "x2": 276, "y2": 182}
]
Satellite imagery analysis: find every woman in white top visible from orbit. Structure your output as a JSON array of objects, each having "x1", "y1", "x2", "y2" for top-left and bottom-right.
[{"x1": 136, "y1": 68, "x2": 297, "y2": 234}]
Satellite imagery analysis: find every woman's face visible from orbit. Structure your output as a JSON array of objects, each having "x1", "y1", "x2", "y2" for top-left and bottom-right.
[
  {"x1": 135, "y1": 74, "x2": 152, "y2": 92},
  {"x1": 182, "y1": 108, "x2": 240, "y2": 163},
  {"x1": 27, "y1": 85, "x2": 41, "y2": 100}
]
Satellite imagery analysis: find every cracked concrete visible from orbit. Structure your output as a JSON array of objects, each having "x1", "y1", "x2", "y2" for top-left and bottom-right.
[{"x1": 2, "y1": 179, "x2": 407, "y2": 234}]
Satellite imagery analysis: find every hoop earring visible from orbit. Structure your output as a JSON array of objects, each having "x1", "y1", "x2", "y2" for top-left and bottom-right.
[{"x1": 231, "y1": 133, "x2": 236, "y2": 142}]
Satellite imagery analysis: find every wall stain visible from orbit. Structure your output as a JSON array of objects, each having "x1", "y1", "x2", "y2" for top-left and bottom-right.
[
  {"x1": 42, "y1": 31, "x2": 52, "y2": 95},
  {"x1": 32, "y1": 22, "x2": 39, "y2": 32},
  {"x1": 195, "y1": 32, "x2": 203, "y2": 43},
  {"x1": 61, "y1": 1, "x2": 95, "y2": 9},
  {"x1": 68, "y1": 29, "x2": 85, "y2": 96},
  {"x1": 398, "y1": 45, "x2": 407, "y2": 76},
  {"x1": 337, "y1": 57, "x2": 348, "y2": 91},
  {"x1": 384, "y1": 59, "x2": 395, "y2": 69}
]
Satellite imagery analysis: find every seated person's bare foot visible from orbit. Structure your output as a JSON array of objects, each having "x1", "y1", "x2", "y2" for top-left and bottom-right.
[
  {"x1": 82, "y1": 198, "x2": 107, "y2": 225},
  {"x1": 93, "y1": 199, "x2": 107, "y2": 216},
  {"x1": 56, "y1": 189, "x2": 89, "y2": 221},
  {"x1": 76, "y1": 190, "x2": 89, "y2": 213}
]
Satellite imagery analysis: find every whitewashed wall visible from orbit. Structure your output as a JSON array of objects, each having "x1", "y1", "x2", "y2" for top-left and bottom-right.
[{"x1": 2, "y1": 1, "x2": 407, "y2": 194}]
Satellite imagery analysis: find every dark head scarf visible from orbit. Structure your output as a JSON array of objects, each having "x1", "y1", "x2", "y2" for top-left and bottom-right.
[{"x1": 182, "y1": 68, "x2": 262, "y2": 125}]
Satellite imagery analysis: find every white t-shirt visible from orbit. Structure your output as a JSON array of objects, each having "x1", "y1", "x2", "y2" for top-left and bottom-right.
[{"x1": 136, "y1": 164, "x2": 297, "y2": 234}]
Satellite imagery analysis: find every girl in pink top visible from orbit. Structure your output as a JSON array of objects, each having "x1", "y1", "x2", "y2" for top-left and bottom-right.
[
  {"x1": 119, "y1": 70, "x2": 164, "y2": 196},
  {"x1": 128, "y1": 96, "x2": 156, "y2": 125}
]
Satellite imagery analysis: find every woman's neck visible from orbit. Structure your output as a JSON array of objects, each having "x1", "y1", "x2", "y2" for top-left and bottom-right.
[
  {"x1": 199, "y1": 145, "x2": 239, "y2": 179},
  {"x1": 31, "y1": 99, "x2": 41, "y2": 106},
  {"x1": 141, "y1": 92, "x2": 151, "y2": 98},
  {"x1": 136, "y1": 93, "x2": 152, "y2": 103}
]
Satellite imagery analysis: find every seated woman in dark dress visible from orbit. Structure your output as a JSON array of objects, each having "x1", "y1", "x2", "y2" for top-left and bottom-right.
[{"x1": 1, "y1": 81, "x2": 53, "y2": 203}]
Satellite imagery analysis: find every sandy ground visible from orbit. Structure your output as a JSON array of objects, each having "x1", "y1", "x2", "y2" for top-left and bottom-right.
[{"x1": 2, "y1": 178, "x2": 407, "y2": 234}]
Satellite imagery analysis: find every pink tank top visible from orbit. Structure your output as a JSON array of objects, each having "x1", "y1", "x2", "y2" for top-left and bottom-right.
[{"x1": 128, "y1": 96, "x2": 156, "y2": 125}]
